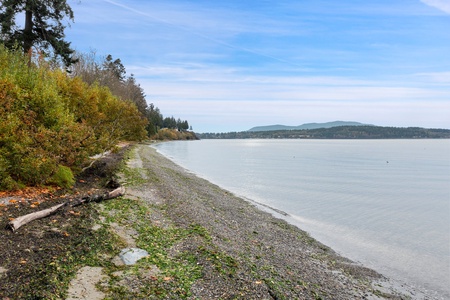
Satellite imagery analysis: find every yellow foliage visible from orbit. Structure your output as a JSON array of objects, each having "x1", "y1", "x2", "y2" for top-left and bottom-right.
[
  {"x1": 0, "y1": 45, "x2": 147, "y2": 190},
  {"x1": 151, "y1": 128, "x2": 197, "y2": 141}
]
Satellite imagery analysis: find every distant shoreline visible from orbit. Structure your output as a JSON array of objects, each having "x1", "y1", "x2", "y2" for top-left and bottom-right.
[{"x1": 197, "y1": 125, "x2": 450, "y2": 139}]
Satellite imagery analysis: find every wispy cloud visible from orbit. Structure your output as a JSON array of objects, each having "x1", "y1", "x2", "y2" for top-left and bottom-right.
[
  {"x1": 150, "y1": 97, "x2": 450, "y2": 132},
  {"x1": 131, "y1": 61, "x2": 450, "y2": 131},
  {"x1": 420, "y1": 0, "x2": 450, "y2": 14},
  {"x1": 414, "y1": 72, "x2": 450, "y2": 84},
  {"x1": 98, "y1": 0, "x2": 310, "y2": 69},
  {"x1": 142, "y1": 78, "x2": 447, "y2": 102},
  {"x1": 102, "y1": 0, "x2": 295, "y2": 36}
]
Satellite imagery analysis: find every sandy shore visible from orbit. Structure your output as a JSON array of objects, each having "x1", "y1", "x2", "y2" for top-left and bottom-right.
[{"x1": 124, "y1": 143, "x2": 422, "y2": 299}]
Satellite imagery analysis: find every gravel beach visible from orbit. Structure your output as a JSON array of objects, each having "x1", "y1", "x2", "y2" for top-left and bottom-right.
[{"x1": 124, "y1": 143, "x2": 418, "y2": 299}]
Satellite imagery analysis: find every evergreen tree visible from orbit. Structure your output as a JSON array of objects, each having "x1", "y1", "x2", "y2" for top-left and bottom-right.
[
  {"x1": 122, "y1": 74, "x2": 148, "y2": 116},
  {"x1": 0, "y1": 0, "x2": 76, "y2": 66},
  {"x1": 176, "y1": 118, "x2": 189, "y2": 131},
  {"x1": 146, "y1": 103, "x2": 163, "y2": 135},
  {"x1": 163, "y1": 116, "x2": 177, "y2": 129},
  {"x1": 103, "y1": 54, "x2": 126, "y2": 82}
]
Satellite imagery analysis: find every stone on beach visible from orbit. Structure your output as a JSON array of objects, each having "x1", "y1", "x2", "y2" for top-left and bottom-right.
[{"x1": 119, "y1": 248, "x2": 149, "y2": 265}]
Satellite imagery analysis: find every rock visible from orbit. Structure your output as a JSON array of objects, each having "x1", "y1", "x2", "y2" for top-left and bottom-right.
[{"x1": 119, "y1": 248, "x2": 149, "y2": 265}]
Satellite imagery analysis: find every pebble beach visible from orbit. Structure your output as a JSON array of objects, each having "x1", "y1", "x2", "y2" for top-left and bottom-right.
[{"x1": 124, "y1": 143, "x2": 426, "y2": 299}]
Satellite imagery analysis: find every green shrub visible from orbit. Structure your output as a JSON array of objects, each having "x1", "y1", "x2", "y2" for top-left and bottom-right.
[
  {"x1": 49, "y1": 165, "x2": 75, "y2": 189},
  {"x1": 0, "y1": 156, "x2": 22, "y2": 190}
]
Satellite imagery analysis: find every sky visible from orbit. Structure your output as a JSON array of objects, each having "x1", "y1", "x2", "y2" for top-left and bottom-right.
[{"x1": 65, "y1": 0, "x2": 450, "y2": 133}]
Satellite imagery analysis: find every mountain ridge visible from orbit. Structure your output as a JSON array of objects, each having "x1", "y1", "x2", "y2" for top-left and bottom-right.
[{"x1": 248, "y1": 121, "x2": 372, "y2": 132}]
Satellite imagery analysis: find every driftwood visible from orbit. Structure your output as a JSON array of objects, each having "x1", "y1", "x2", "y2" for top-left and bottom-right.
[
  {"x1": 6, "y1": 203, "x2": 66, "y2": 232},
  {"x1": 71, "y1": 186, "x2": 125, "y2": 207},
  {"x1": 6, "y1": 186, "x2": 125, "y2": 232}
]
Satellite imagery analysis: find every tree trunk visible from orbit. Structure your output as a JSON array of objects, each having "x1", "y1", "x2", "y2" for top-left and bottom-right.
[{"x1": 24, "y1": 0, "x2": 33, "y2": 65}]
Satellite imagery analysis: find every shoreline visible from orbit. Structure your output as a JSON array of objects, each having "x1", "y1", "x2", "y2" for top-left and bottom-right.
[
  {"x1": 149, "y1": 142, "x2": 449, "y2": 300},
  {"x1": 151, "y1": 141, "x2": 449, "y2": 300},
  {"x1": 249, "y1": 201, "x2": 447, "y2": 300},
  {"x1": 0, "y1": 142, "x2": 441, "y2": 298},
  {"x1": 129, "y1": 143, "x2": 432, "y2": 299}
]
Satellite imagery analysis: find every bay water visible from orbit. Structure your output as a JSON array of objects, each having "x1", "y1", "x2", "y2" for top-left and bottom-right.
[{"x1": 153, "y1": 139, "x2": 450, "y2": 298}]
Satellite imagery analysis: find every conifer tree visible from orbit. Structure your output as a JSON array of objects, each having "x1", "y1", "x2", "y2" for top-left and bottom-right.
[{"x1": 0, "y1": 0, "x2": 76, "y2": 66}]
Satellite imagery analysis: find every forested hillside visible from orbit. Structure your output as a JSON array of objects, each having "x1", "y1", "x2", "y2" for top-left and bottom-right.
[{"x1": 198, "y1": 126, "x2": 450, "y2": 139}]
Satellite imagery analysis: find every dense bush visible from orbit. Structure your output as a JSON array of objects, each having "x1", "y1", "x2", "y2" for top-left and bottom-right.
[
  {"x1": 0, "y1": 46, "x2": 147, "y2": 190},
  {"x1": 151, "y1": 128, "x2": 197, "y2": 141}
]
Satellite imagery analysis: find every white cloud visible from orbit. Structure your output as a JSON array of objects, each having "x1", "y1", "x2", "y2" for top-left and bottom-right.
[
  {"x1": 130, "y1": 63, "x2": 446, "y2": 100},
  {"x1": 414, "y1": 72, "x2": 450, "y2": 84},
  {"x1": 131, "y1": 61, "x2": 450, "y2": 132},
  {"x1": 143, "y1": 79, "x2": 446, "y2": 102},
  {"x1": 420, "y1": 0, "x2": 450, "y2": 14}
]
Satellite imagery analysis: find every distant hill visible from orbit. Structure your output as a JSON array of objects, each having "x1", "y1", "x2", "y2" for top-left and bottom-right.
[
  {"x1": 197, "y1": 125, "x2": 450, "y2": 139},
  {"x1": 248, "y1": 121, "x2": 371, "y2": 132}
]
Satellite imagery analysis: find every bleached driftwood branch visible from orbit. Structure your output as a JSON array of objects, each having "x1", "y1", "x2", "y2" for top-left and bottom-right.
[
  {"x1": 6, "y1": 186, "x2": 125, "y2": 232},
  {"x1": 6, "y1": 203, "x2": 66, "y2": 232}
]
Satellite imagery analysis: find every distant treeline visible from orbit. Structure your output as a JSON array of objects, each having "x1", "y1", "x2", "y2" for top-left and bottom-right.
[{"x1": 197, "y1": 126, "x2": 450, "y2": 139}]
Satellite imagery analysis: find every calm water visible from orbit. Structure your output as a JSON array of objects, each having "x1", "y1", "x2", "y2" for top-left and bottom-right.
[{"x1": 153, "y1": 139, "x2": 450, "y2": 298}]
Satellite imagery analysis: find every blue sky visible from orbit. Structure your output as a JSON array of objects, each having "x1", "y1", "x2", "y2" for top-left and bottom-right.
[{"x1": 66, "y1": 0, "x2": 450, "y2": 132}]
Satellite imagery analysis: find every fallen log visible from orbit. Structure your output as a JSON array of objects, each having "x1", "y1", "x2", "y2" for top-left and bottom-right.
[
  {"x1": 6, "y1": 203, "x2": 66, "y2": 232},
  {"x1": 71, "y1": 186, "x2": 125, "y2": 207},
  {"x1": 6, "y1": 186, "x2": 125, "y2": 232}
]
